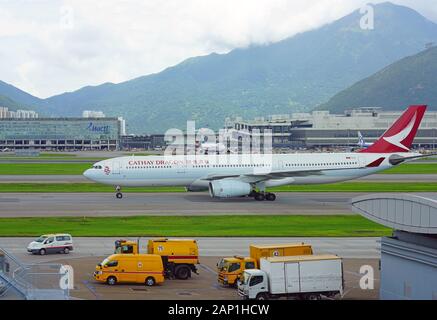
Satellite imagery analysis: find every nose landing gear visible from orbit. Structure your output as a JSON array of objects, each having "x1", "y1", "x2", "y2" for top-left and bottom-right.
[{"x1": 115, "y1": 186, "x2": 123, "y2": 199}]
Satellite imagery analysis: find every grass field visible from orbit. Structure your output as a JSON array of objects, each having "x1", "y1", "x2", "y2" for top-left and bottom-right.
[
  {"x1": 0, "y1": 163, "x2": 91, "y2": 175},
  {"x1": 0, "y1": 215, "x2": 391, "y2": 237},
  {"x1": 0, "y1": 182, "x2": 436, "y2": 193},
  {"x1": 382, "y1": 163, "x2": 437, "y2": 174}
]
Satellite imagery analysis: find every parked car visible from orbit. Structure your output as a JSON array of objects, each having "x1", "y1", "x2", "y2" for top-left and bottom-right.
[{"x1": 27, "y1": 234, "x2": 74, "y2": 255}]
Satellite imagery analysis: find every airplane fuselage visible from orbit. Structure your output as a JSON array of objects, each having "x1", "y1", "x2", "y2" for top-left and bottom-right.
[{"x1": 83, "y1": 152, "x2": 413, "y2": 189}]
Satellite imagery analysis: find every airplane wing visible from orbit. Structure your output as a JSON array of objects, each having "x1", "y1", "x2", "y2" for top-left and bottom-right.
[{"x1": 201, "y1": 166, "x2": 365, "y2": 183}]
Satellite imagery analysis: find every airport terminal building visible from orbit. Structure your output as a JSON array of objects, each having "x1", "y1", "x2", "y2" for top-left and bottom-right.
[
  {"x1": 225, "y1": 108, "x2": 437, "y2": 150},
  {"x1": 0, "y1": 117, "x2": 125, "y2": 151}
]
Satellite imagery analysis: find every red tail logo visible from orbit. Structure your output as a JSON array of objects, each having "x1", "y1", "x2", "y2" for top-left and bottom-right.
[{"x1": 360, "y1": 105, "x2": 426, "y2": 153}]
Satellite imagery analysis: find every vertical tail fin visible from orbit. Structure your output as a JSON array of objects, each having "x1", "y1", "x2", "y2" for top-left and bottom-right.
[
  {"x1": 358, "y1": 131, "x2": 364, "y2": 147},
  {"x1": 359, "y1": 105, "x2": 426, "y2": 153}
]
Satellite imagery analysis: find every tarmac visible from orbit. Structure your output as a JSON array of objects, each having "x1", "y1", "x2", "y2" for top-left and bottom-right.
[
  {"x1": 1, "y1": 190, "x2": 435, "y2": 217},
  {"x1": 0, "y1": 192, "x2": 359, "y2": 216},
  {"x1": 0, "y1": 237, "x2": 380, "y2": 300},
  {"x1": 0, "y1": 237, "x2": 380, "y2": 261}
]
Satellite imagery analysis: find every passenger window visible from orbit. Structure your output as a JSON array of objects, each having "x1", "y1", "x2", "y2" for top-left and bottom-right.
[
  {"x1": 46, "y1": 237, "x2": 54, "y2": 244},
  {"x1": 249, "y1": 276, "x2": 263, "y2": 287},
  {"x1": 56, "y1": 236, "x2": 63, "y2": 241},
  {"x1": 245, "y1": 262, "x2": 255, "y2": 269},
  {"x1": 228, "y1": 263, "x2": 241, "y2": 272}
]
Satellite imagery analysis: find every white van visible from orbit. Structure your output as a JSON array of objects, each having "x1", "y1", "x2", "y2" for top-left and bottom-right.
[{"x1": 27, "y1": 234, "x2": 74, "y2": 255}]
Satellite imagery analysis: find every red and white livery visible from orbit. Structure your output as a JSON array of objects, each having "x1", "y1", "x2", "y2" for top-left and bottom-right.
[{"x1": 84, "y1": 105, "x2": 431, "y2": 201}]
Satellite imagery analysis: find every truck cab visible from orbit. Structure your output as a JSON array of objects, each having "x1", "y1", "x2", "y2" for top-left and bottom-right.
[
  {"x1": 114, "y1": 238, "x2": 199, "y2": 280},
  {"x1": 217, "y1": 256, "x2": 256, "y2": 286},
  {"x1": 238, "y1": 269, "x2": 268, "y2": 300},
  {"x1": 114, "y1": 239, "x2": 138, "y2": 254},
  {"x1": 218, "y1": 243, "x2": 313, "y2": 287}
]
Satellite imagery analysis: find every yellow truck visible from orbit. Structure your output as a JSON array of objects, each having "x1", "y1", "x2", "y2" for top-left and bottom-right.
[
  {"x1": 93, "y1": 254, "x2": 165, "y2": 286},
  {"x1": 217, "y1": 243, "x2": 313, "y2": 286},
  {"x1": 114, "y1": 238, "x2": 199, "y2": 280}
]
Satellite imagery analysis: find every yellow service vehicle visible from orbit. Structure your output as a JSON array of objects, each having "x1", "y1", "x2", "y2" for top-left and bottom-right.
[
  {"x1": 114, "y1": 238, "x2": 199, "y2": 280},
  {"x1": 217, "y1": 243, "x2": 313, "y2": 286},
  {"x1": 94, "y1": 254, "x2": 164, "y2": 286}
]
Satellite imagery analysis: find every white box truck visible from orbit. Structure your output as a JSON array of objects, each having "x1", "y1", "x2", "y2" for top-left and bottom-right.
[{"x1": 238, "y1": 254, "x2": 344, "y2": 300}]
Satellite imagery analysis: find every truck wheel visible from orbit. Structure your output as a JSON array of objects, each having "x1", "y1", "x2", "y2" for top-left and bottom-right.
[
  {"x1": 175, "y1": 265, "x2": 191, "y2": 280},
  {"x1": 63, "y1": 248, "x2": 70, "y2": 254},
  {"x1": 107, "y1": 276, "x2": 117, "y2": 285},
  {"x1": 256, "y1": 293, "x2": 268, "y2": 300},
  {"x1": 39, "y1": 249, "x2": 46, "y2": 255},
  {"x1": 145, "y1": 277, "x2": 155, "y2": 286}
]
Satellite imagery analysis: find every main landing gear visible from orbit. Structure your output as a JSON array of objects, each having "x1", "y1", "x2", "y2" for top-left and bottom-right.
[
  {"x1": 115, "y1": 185, "x2": 123, "y2": 199},
  {"x1": 249, "y1": 191, "x2": 276, "y2": 201}
]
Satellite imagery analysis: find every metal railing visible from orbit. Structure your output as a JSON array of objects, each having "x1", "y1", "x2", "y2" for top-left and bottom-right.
[{"x1": 0, "y1": 247, "x2": 69, "y2": 300}]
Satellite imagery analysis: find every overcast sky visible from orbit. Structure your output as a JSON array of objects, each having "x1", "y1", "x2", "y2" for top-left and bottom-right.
[{"x1": 0, "y1": 0, "x2": 436, "y2": 98}]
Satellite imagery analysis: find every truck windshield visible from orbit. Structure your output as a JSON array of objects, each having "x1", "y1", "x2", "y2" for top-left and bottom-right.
[
  {"x1": 115, "y1": 245, "x2": 133, "y2": 254},
  {"x1": 221, "y1": 261, "x2": 240, "y2": 272}
]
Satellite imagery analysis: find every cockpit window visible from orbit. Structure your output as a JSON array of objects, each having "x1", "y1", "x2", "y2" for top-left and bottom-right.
[{"x1": 92, "y1": 165, "x2": 103, "y2": 169}]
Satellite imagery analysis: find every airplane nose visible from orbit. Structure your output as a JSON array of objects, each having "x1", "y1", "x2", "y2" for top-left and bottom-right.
[{"x1": 83, "y1": 169, "x2": 93, "y2": 180}]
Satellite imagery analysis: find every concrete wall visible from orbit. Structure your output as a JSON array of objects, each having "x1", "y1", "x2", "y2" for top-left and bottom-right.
[{"x1": 381, "y1": 234, "x2": 437, "y2": 300}]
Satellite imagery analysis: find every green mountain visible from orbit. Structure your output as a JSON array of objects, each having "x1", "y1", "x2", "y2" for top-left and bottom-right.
[
  {"x1": 4, "y1": 2, "x2": 437, "y2": 133},
  {"x1": 318, "y1": 47, "x2": 437, "y2": 112},
  {"x1": 0, "y1": 94, "x2": 24, "y2": 110},
  {"x1": 0, "y1": 80, "x2": 41, "y2": 107}
]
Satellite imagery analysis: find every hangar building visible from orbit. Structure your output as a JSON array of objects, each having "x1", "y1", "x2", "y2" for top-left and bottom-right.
[
  {"x1": 351, "y1": 194, "x2": 437, "y2": 300},
  {"x1": 0, "y1": 117, "x2": 125, "y2": 151}
]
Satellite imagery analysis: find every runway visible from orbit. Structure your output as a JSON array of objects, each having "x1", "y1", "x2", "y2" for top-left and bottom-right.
[
  {"x1": 1, "y1": 173, "x2": 435, "y2": 183},
  {"x1": 0, "y1": 237, "x2": 380, "y2": 260},
  {"x1": 0, "y1": 192, "x2": 358, "y2": 216}
]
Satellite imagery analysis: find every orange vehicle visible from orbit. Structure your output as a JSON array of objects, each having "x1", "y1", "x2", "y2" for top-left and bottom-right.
[
  {"x1": 217, "y1": 243, "x2": 313, "y2": 286},
  {"x1": 114, "y1": 238, "x2": 199, "y2": 280},
  {"x1": 94, "y1": 254, "x2": 164, "y2": 286}
]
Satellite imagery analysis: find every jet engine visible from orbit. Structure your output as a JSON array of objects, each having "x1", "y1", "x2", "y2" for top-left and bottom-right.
[{"x1": 208, "y1": 180, "x2": 251, "y2": 198}]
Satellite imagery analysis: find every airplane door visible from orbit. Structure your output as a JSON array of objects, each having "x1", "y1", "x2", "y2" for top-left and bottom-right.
[{"x1": 112, "y1": 161, "x2": 121, "y2": 174}]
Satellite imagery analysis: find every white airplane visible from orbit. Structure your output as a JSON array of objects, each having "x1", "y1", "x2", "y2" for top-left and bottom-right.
[
  {"x1": 84, "y1": 105, "x2": 432, "y2": 201},
  {"x1": 198, "y1": 141, "x2": 226, "y2": 154},
  {"x1": 357, "y1": 131, "x2": 373, "y2": 148}
]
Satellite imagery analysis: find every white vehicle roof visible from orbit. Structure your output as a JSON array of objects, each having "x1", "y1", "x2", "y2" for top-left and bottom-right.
[
  {"x1": 38, "y1": 233, "x2": 72, "y2": 237},
  {"x1": 263, "y1": 254, "x2": 340, "y2": 263},
  {"x1": 244, "y1": 269, "x2": 265, "y2": 276}
]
